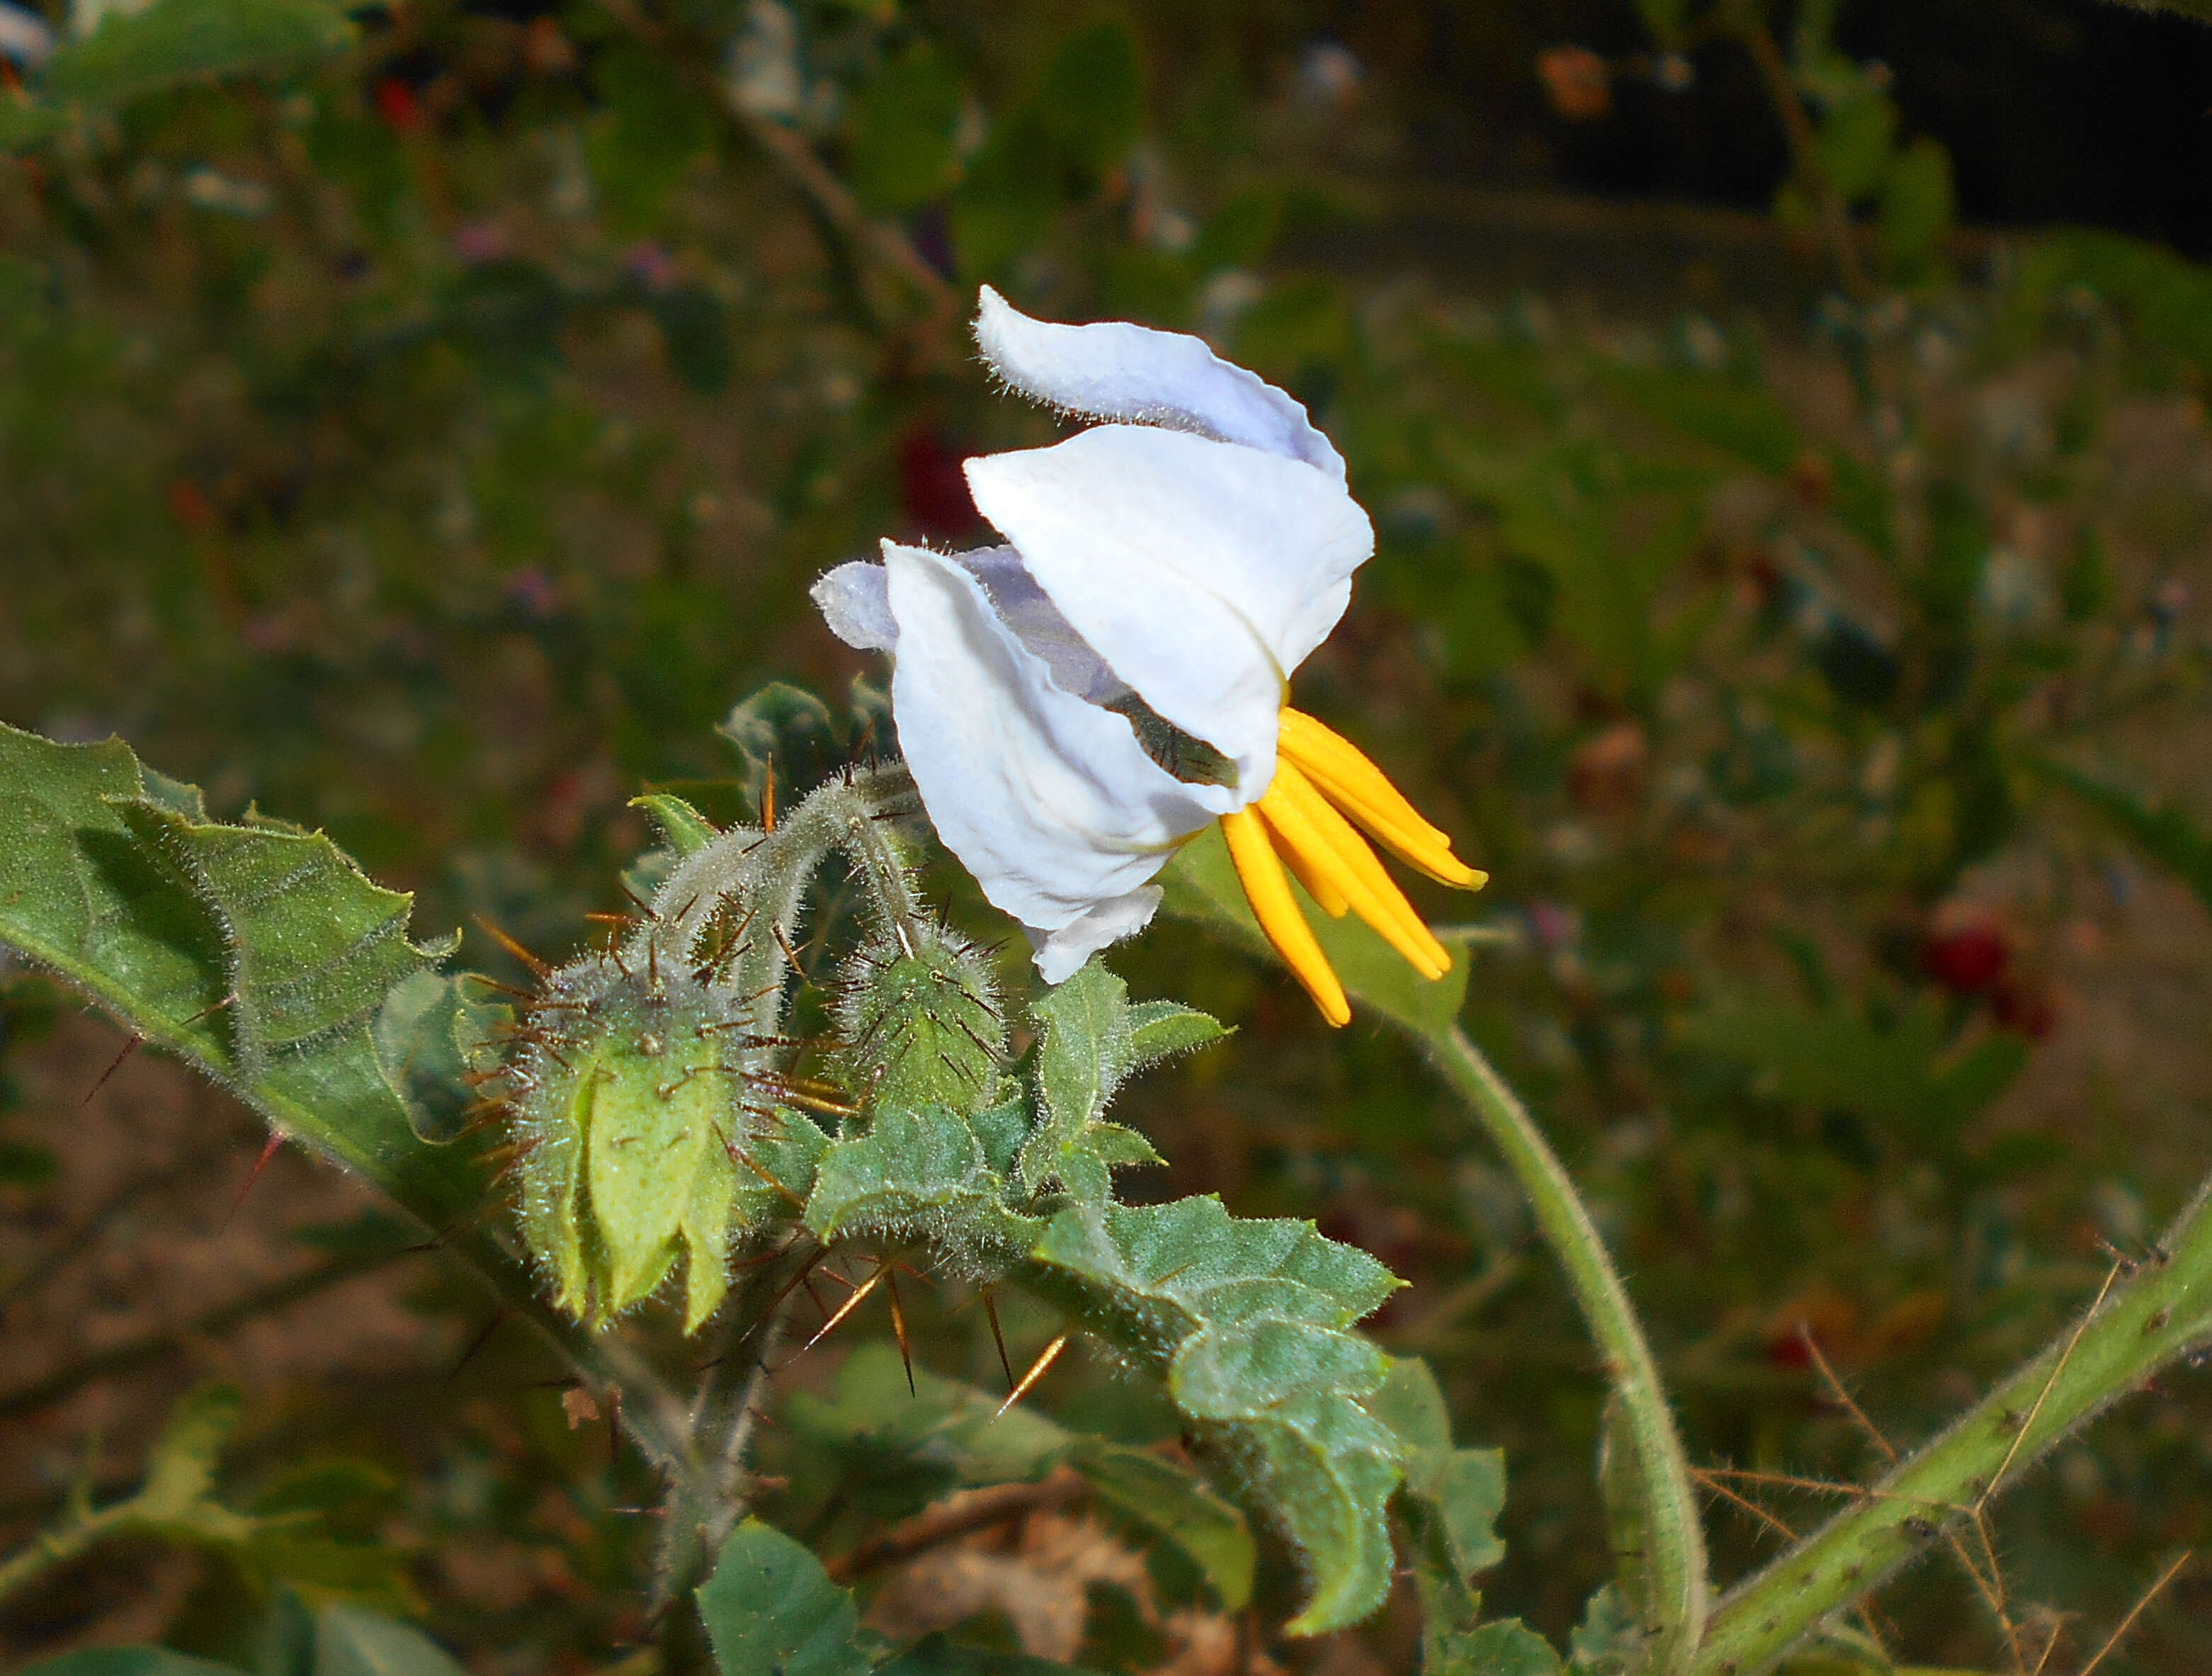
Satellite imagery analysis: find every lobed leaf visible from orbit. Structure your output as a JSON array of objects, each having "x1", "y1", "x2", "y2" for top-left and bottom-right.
[
  {"x1": 45, "y1": 0, "x2": 356, "y2": 106},
  {"x1": 1433, "y1": 1621, "x2": 1565, "y2": 1676},
  {"x1": 785, "y1": 1344, "x2": 1254, "y2": 1611},
  {"x1": 1016, "y1": 1197, "x2": 1405, "y2": 1633},
  {"x1": 0, "y1": 724, "x2": 484, "y2": 1230},
  {"x1": 314, "y1": 1606, "x2": 470, "y2": 1676},
  {"x1": 805, "y1": 1103, "x2": 1034, "y2": 1252},
  {"x1": 696, "y1": 1519, "x2": 876, "y2": 1676}
]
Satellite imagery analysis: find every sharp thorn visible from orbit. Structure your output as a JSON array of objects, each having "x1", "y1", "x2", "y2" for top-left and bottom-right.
[
  {"x1": 222, "y1": 1131, "x2": 287, "y2": 1229},
  {"x1": 474, "y1": 915, "x2": 552, "y2": 979},
  {"x1": 446, "y1": 1309, "x2": 508, "y2": 1383},
  {"x1": 82, "y1": 1034, "x2": 144, "y2": 1104},
  {"x1": 994, "y1": 1332, "x2": 1069, "y2": 1420},
  {"x1": 984, "y1": 1292, "x2": 1015, "y2": 1392},
  {"x1": 887, "y1": 1268, "x2": 915, "y2": 1396}
]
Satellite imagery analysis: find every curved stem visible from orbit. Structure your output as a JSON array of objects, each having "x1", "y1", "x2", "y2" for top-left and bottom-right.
[
  {"x1": 1691, "y1": 1174, "x2": 2212, "y2": 1676},
  {"x1": 1723, "y1": 0, "x2": 1871, "y2": 302},
  {"x1": 645, "y1": 764, "x2": 921, "y2": 1043},
  {"x1": 1423, "y1": 1025, "x2": 1711, "y2": 1672}
]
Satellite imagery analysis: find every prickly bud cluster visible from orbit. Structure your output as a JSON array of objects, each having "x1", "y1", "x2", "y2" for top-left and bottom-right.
[
  {"x1": 832, "y1": 924, "x2": 1006, "y2": 1116},
  {"x1": 509, "y1": 953, "x2": 759, "y2": 1332}
]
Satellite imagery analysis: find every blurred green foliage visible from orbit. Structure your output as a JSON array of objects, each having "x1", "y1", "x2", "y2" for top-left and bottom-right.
[{"x1": 4, "y1": 0, "x2": 2212, "y2": 1672}]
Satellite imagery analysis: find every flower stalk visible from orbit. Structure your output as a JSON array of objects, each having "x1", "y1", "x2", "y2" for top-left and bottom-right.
[
  {"x1": 1423, "y1": 1024, "x2": 1711, "y2": 1673},
  {"x1": 1690, "y1": 1172, "x2": 2212, "y2": 1676}
]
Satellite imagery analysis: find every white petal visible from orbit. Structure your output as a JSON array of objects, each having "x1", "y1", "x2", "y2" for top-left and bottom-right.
[
  {"x1": 1026, "y1": 887, "x2": 1163, "y2": 983},
  {"x1": 883, "y1": 543, "x2": 1231, "y2": 956},
  {"x1": 964, "y1": 425, "x2": 1373, "y2": 794},
  {"x1": 812, "y1": 560, "x2": 897, "y2": 652},
  {"x1": 951, "y1": 545, "x2": 1128, "y2": 706},
  {"x1": 975, "y1": 285, "x2": 1345, "y2": 483},
  {"x1": 0, "y1": 3, "x2": 52, "y2": 67}
]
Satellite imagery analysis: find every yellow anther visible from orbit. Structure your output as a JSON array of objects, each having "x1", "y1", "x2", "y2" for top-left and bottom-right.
[
  {"x1": 1272, "y1": 837, "x2": 1352, "y2": 919},
  {"x1": 1220, "y1": 806, "x2": 1350, "y2": 1027},
  {"x1": 1278, "y1": 709, "x2": 1486, "y2": 888},
  {"x1": 1257, "y1": 763, "x2": 1451, "y2": 981}
]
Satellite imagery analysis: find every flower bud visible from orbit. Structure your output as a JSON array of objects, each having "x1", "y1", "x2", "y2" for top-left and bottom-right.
[
  {"x1": 511, "y1": 956, "x2": 751, "y2": 1332},
  {"x1": 834, "y1": 924, "x2": 1005, "y2": 1116}
]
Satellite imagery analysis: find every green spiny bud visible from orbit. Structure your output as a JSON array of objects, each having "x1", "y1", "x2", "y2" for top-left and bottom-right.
[
  {"x1": 511, "y1": 954, "x2": 753, "y2": 1333},
  {"x1": 833, "y1": 922, "x2": 1006, "y2": 1117}
]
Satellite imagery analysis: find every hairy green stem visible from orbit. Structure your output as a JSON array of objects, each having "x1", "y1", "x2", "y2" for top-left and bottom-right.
[
  {"x1": 0, "y1": 1488, "x2": 164, "y2": 1606},
  {"x1": 1424, "y1": 1024, "x2": 1711, "y2": 1672},
  {"x1": 646, "y1": 764, "x2": 922, "y2": 1043},
  {"x1": 1691, "y1": 1174, "x2": 2212, "y2": 1675}
]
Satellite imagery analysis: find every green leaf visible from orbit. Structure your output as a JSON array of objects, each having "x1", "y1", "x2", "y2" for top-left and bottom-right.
[
  {"x1": 650, "y1": 285, "x2": 737, "y2": 396},
  {"x1": 1371, "y1": 1360, "x2": 1507, "y2": 1580},
  {"x1": 1033, "y1": 961, "x2": 1132, "y2": 1138},
  {"x1": 1632, "y1": 0, "x2": 1691, "y2": 46},
  {"x1": 0, "y1": 94, "x2": 62, "y2": 153},
  {"x1": 786, "y1": 1341, "x2": 1070, "y2": 1504},
  {"x1": 1070, "y1": 1440, "x2": 1255, "y2": 1612},
  {"x1": 1811, "y1": 90, "x2": 1897, "y2": 204},
  {"x1": 314, "y1": 1605, "x2": 469, "y2": 1676},
  {"x1": 1036, "y1": 22, "x2": 1142, "y2": 173},
  {"x1": 719, "y1": 682, "x2": 843, "y2": 819},
  {"x1": 1674, "y1": 995, "x2": 2024, "y2": 1142},
  {"x1": 1021, "y1": 962, "x2": 1128, "y2": 1199},
  {"x1": 846, "y1": 43, "x2": 965, "y2": 214},
  {"x1": 1014, "y1": 964, "x2": 1217, "y2": 1203},
  {"x1": 44, "y1": 0, "x2": 356, "y2": 106},
  {"x1": 372, "y1": 970, "x2": 500, "y2": 1145},
  {"x1": 1879, "y1": 135, "x2": 1954, "y2": 281},
  {"x1": 0, "y1": 723, "x2": 486, "y2": 1242},
  {"x1": 1125, "y1": 999, "x2": 1230, "y2": 1065},
  {"x1": 948, "y1": 109, "x2": 1060, "y2": 281},
  {"x1": 13, "y1": 1653, "x2": 244, "y2": 1676},
  {"x1": 1432, "y1": 1620, "x2": 1564, "y2": 1676},
  {"x1": 1567, "y1": 1585, "x2": 1644, "y2": 1675},
  {"x1": 1368, "y1": 1359, "x2": 1508, "y2": 1660},
  {"x1": 113, "y1": 797, "x2": 434, "y2": 1068},
  {"x1": 1159, "y1": 825, "x2": 1472, "y2": 1036},
  {"x1": 1016, "y1": 1197, "x2": 1404, "y2": 1634},
  {"x1": 805, "y1": 1103, "x2": 1030, "y2": 1250},
  {"x1": 138, "y1": 1383, "x2": 247, "y2": 1526},
  {"x1": 584, "y1": 43, "x2": 718, "y2": 234},
  {"x1": 696, "y1": 1519, "x2": 875, "y2": 1676},
  {"x1": 1188, "y1": 190, "x2": 1281, "y2": 276},
  {"x1": 2035, "y1": 756, "x2": 2212, "y2": 917}
]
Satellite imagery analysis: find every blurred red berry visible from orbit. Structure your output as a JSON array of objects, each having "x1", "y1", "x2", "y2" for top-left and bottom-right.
[
  {"x1": 374, "y1": 77, "x2": 421, "y2": 135},
  {"x1": 166, "y1": 478, "x2": 212, "y2": 530},
  {"x1": 1992, "y1": 976, "x2": 2059, "y2": 1041},
  {"x1": 1536, "y1": 45, "x2": 1610, "y2": 121},
  {"x1": 897, "y1": 426, "x2": 978, "y2": 540},
  {"x1": 1923, "y1": 924, "x2": 2009, "y2": 994}
]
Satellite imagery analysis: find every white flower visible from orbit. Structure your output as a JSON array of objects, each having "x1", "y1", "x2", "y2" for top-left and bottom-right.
[
  {"x1": 0, "y1": 1, "x2": 53, "y2": 67},
  {"x1": 814, "y1": 288, "x2": 1482, "y2": 1024}
]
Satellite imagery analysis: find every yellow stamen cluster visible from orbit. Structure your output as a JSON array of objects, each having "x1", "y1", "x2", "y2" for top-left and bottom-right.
[{"x1": 1220, "y1": 708, "x2": 1485, "y2": 1026}]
